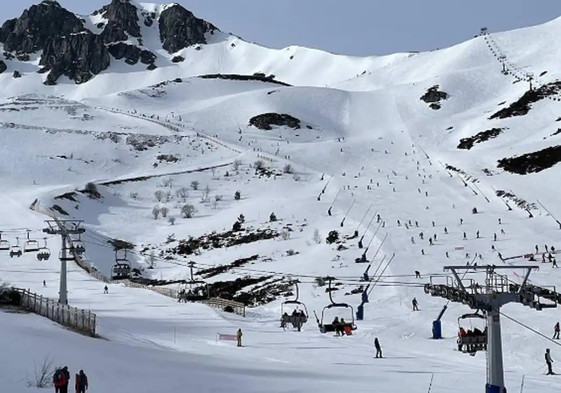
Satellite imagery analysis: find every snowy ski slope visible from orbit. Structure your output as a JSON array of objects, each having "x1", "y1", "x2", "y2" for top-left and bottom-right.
[{"x1": 2, "y1": 6, "x2": 561, "y2": 393}]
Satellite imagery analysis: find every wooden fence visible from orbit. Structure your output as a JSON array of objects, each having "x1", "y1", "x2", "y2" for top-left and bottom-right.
[{"x1": 14, "y1": 288, "x2": 97, "y2": 337}]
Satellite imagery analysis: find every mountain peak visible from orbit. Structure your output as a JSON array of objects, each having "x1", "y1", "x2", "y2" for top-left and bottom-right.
[{"x1": 100, "y1": 0, "x2": 142, "y2": 43}]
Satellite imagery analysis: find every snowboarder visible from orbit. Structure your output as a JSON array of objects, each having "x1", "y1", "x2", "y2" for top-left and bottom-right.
[
  {"x1": 412, "y1": 298, "x2": 419, "y2": 311},
  {"x1": 554, "y1": 323, "x2": 560, "y2": 340},
  {"x1": 374, "y1": 337, "x2": 383, "y2": 358},
  {"x1": 546, "y1": 349, "x2": 555, "y2": 375},
  {"x1": 75, "y1": 370, "x2": 88, "y2": 393},
  {"x1": 237, "y1": 328, "x2": 243, "y2": 347}
]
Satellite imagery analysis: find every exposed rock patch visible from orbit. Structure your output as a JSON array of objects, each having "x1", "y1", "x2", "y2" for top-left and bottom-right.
[
  {"x1": 250, "y1": 113, "x2": 301, "y2": 130},
  {"x1": 159, "y1": 4, "x2": 217, "y2": 53},
  {"x1": 0, "y1": 60, "x2": 6, "y2": 74},
  {"x1": 420, "y1": 85, "x2": 449, "y2": 110},
  {"x1": 457, "y1": 128, "x2": 505, "y2": 150},
  {"x1": 108, "y1": 42, "x2": 156, "y2": 65},
  {"x1": 12, "y1": 70, "x2": 21, "y2": 78},
  {"x1": 497, "y1": 145, "x2": 561, "y2": 174},
  {"x1": 0, "y1": 1, "x2": 85, "y2": 53},
  {"x1": 489, "y1": 82, "x2": 561, "y2": 120},
  {"x1": 40, "y1": 31, "x2": 110, "y2": 85},
  {"x1": 199, "y1": 73, "x2": 291, "y2": 86},
  {"x1": 100, "y1": 0, "x2": 141, "y2": 44},
  {"x1": 171, "y1": 55, "x2": 185, "y2": 63}
]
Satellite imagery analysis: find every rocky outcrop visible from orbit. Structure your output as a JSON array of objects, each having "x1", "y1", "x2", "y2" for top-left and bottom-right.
[
  {"x1": 100, "y1": 0, "x2": 141, "y2": 44},
  {"x1": 199, "y1": 73, "x2": 291, "y2": 86},
  {"x1": 0, "y1": 1, "x2": 85, "y2": 53},
  {"x1": 40, "y1": 31, "x2": 110, "y2": 84},
  {"x1": 457, "y1": 128, "x2": 504, "y2": 150},
  {"x1": 0, "y1": 60, "x2": 6, "y2": 74},
  {"x1": 13, "y1": 70, "x2": 21, "y2": 78},
  {"x1": 250, "y1": 113, "x2": 301, "y2": 130},
  {"x1": 420, "y1": 85, "x2": 449, "y2": 110},
  {"x1": 489, "y1": 82, "x2": 561, "y2": 120},
  {"x1": 108, "y1": 42, "x2": 155, "y2": 65},
  {"x1": 497, "y1": 145, "x2": 561, "y2": 174},
  {"x1": 159, "y1": 4, "x2": 217, "y2": 53}
]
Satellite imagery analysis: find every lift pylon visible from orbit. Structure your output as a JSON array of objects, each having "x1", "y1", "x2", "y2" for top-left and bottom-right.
[{"x1": 424, "y1": 264, "x2": 557, "y2": 393}]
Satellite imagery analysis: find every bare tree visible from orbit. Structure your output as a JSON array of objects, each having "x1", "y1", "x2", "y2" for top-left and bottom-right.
[
  {"x1": 181, "y1": 204, "x2": 197, "y2": 218},
  {"x1": 211, "y1": 199, "x2": 218, "y2": 210},
  {"x1": 154, "y1": 190, "x2": 164, "y2": 202},
  {"x1": 313, "y1": 229, "x2": 322, "y2": 244},
  {"x1": 147, "y1": 251, "x2": 156, "y2": 268},
  {"x1": 176, "y1": 187, "x2": 189, "y2": 201},
  {"x1": 152, "y1": 206, "x2": 160, "y2": 219},
  {"x1": 26, "y1": 355, "x2": 55, "y2": 388},
  {"x1": 283, "y1": 164, "x2": 294, "y2": 174},
  {"x1": 211, "y1": 167, "x2": 217, "y2": 179},
  {"x1": 280, "y1": 230, "x2": 291, "y2": 240},
  {"x1": 160, "y1": 207, "x2": 169, "y2": 218},
  {"x1": 168, "y1": 217, "x2": 176, "y2": 226},
  {"x1": 233, "y1": 159, "x2": 242, "y2": 171},
  {"x1": 190, "y1": 180, "x2": 199, "y2": 190},
  {"x1": 201, "y1": 184, "x2": 211, "y2": 203},
  {"x1": 129, "y1": 192, "x2": 139, "y2": 200}
]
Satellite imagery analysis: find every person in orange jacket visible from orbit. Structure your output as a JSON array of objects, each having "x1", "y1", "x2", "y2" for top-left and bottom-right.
[{"x1": 75, "y1": 370, "x2": 88, "y2": 393}]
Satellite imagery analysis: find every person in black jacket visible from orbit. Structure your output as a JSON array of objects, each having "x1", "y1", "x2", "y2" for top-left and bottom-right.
[{"x1": 374, "y1": 337, "x2": 383, "y2": 358}]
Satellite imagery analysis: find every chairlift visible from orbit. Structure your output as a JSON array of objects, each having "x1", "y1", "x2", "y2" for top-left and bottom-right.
[
  {"x1": 37, "y1": 238, "x2": 51, "y2": 261},
  {"x1": 23, "y1": 230, "x2": 40, "y2": 253},
  {"x1": 72, "y1": 234, "x2": 86, "y2": 254},
  {"x1": 315, "y1": 278, "x2": 357, "y2": 334},
  {"x1": 58, "y1": 245, "x2": 76, "y2": 262},
  {"x1": 0, "y1": 231, "x2": 10, "y2": 251},
  {"x1": 178, "y1": 262, "x2": 209, "y2": 302},
  {"x1": 280, "y1": 281, "x2": 309, "y2": 331},
  {"x1": 457, "y1": 311, "x2": 487, "y2": 355},
  {"x1": 10, "y1": 237, "x2": 22, "y2": 258},
  {"x1": 111, "y1": 250, "x2": 132, "y2": 280}
]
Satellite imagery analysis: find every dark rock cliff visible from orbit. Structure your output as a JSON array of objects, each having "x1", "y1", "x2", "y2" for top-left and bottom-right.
[
  {"x1": 40, "y1": 31, "x2": 110, "y2": 85},
  {"x1": 0, "y1": 60, "x2": 7, "y2": 74},
  {"x1": 159, "y1": 4, "x2": 217, "y2": 53},
  {"x1": 0, "y1": 0, "x2": 85, "y2": 53},
  {"x1": 100, "y1": 0, "x2": 141, "y2": 44}
]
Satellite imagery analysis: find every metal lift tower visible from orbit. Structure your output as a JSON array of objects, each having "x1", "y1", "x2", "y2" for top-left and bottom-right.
[
  {"x1": 424, "y1": 265, "x2": 559, "y2": 393},
  {"x1": 43, "y1": 220, "x2": 86, "y2": 305}
]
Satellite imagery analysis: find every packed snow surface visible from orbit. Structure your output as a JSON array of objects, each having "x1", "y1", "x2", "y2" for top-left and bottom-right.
[{"x1": 2, "y1": 9, "x2": 561, "y2": 393}]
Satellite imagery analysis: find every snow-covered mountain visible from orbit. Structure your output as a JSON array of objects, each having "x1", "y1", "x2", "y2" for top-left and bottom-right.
[{"x1": 2, "y1": 2, "x2": 561, "y2": 392}]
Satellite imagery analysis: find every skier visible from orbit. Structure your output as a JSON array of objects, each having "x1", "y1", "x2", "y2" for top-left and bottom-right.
[
  {"x1": 237, "y1": 328, "x2": 243, "y2": 347},
  {"x1": 546, "y1": 349, "x2": 555, "y2": 375},
  {"x1": 421, "y1": 249, "x2": 425, "y2": 255},
  {"x1": 460, "y1": 218, "x2": 463, "y2": 225},
  {"x1": 476, "y1": 231, "x2": 480, "y2": 238},
  {"x1": 75, "y1": 370, "x2": 88, "y2": 393},
  {"x1": 554, "y1": 322, "x2": 560, "y2": 340},
  {"x1": 444, "y1": 227, "x2": 448, "y2": 234},
  {"x1": 432, "y1": 221, "x2": 435, "y2": 227},
  {"x1": 374, "y1": 337, "x2": 383, "y2": 358},
  {"x1": 411, "y1": 237, "x2": 415, "y2": 244},
  {"x1": 103, "y1": 285, "x2": 108, "y2": 294},
  {"x1": 445, "y1": 251, "x2": 449, "y2": 258},
  {"x1": 412, "y1": 298, "x2": 419, "y2": 311},
  {"x1": 498, "y1": 218, "x2": 502, "y2": 224},
  {"x1": 494, "y1": 233, "x2": 497, "y2": 241},
  {"x1": 327, "y1": 207, "x2": 332, "y2": 216},
  {"x1": 463, "y1": 232, "x2": 467, "y2": 240},
  {"x1": 429, "y1": 238, "x2": 433, "y2": 246},
  {"x1": 415, "y1": 271, "x2": 421, "y2": 279},
  {"x1": 43, "y1": 280, "x2": 46, "y2": 287}
]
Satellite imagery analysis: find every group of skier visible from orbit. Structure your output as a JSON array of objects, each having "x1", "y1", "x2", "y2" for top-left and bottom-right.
[{"x1": 53, "y1": 367, "x2": 88, "y2": 393}]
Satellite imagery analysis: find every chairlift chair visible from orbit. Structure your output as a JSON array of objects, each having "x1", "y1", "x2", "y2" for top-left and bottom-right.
[
  {"x1": 111, "y1": 250, "x2": 132, "y2": 280},
  {"x1": 37, "y1": 238, "x2": 51, "y2": 261},
  {"x1": 457, "y1": 311, "x2": 487, "y2": 354},
  {"x1": 316, "y1": 279, "x2": 357, "y2": 334},
  {"x1": 0, "y1": 231, "x2": 10, "y2": 251},
  {"x1": 23, "y1": 230, "x2": 40, "y2": 253},
  {"x1": 72, "y1": 234, "x2": 86, "y2": 254},
  {"x1": 10, "y1": 237, "x2": 22, "y2": 258},
  {"x1": 178, "y1": 280, "x2": 208, "y2": 302},
  {"x1": 280, "y1": 281, "x2": 309, "y2": 331}
]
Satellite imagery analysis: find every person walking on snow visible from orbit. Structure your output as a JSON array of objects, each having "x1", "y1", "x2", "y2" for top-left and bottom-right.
[
  {"x1": 374, "y1": 337, "x2": 383, "y2": 358},
  {"x1": 75, "y1": 370, "x2": 88, "y2": 393},
  {"x1": 546, "y1": 348, "x2": 555, "y2": 375},
  {"x1": 236, "y1": 328, "x2": 243, "y2": 347},
  {"x1": 554, "y1": 322, "x2": 560, "y2": 340},
  {"x1": 412, "y1": 298, "x2": 419, "y2": 311},
  {"x1": 53, "y1": 368, "x2": 67, "y2": 393}
]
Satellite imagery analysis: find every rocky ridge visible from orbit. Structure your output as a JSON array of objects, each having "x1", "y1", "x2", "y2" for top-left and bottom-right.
[{"x1": 0, "y1": 0, "x2": 219, "y2": 84}]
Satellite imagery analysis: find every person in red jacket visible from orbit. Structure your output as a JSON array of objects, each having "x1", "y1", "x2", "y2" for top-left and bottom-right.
[{"x1": 53, "y1": 368, "x2": 67, "y2": 393}]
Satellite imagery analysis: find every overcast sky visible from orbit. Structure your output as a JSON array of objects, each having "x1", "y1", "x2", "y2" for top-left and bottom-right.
[{"x1": 2, "y1": 0, "x2": 561, "y2": 56}]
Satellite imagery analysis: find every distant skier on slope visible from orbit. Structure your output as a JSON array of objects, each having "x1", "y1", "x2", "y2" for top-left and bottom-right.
[{"x1": 546, "y1": 349, "x2": 555, "y2": 375}]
